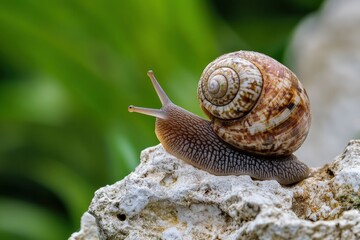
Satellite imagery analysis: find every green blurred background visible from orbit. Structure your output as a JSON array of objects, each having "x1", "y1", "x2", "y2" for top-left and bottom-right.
[{"x1": 0, "y1": 0, "x2": 323, "y2": 239}]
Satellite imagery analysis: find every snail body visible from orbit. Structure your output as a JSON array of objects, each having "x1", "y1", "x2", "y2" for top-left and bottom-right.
[{"x1": 128, "y1": 51, "x2": 311, "y2": 185}]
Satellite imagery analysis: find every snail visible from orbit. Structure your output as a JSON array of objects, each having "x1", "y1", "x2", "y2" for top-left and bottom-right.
[{"x1": 128, "y1": 51, "x2": 311, "y2": 185}]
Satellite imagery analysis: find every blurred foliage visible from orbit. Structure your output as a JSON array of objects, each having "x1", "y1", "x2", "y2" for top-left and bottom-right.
[{"x1": 0, "y1": 0, "x2": 323, "y2": 239}]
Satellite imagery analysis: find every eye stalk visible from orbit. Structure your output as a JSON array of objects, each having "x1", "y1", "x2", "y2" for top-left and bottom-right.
[
  {"x1": 146, "y1": 70, "x2": 171, "y2": 105},
  {"x1": 128, "y1": 70, "x2": 171, "y2": 120}
]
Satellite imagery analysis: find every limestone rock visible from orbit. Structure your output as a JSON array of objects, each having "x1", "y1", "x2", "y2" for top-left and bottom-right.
[
  {"x1": 69, "y1": 212, "x2": 100, "y2": 240},
  {"x1": 70, "y1": 140, "x2": 360, "y2": 239}
]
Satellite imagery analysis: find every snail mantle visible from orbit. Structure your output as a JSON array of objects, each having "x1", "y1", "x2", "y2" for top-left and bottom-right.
[{"x1": 70, "y1": 140, "x2": 360, "y2": 240}]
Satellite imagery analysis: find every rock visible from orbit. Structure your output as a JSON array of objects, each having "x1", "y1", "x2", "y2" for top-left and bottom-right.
[
  {"x1": 69, "y1": 212, "x2": 100, "y2": 240},
  {"x1": 288, "y1": 0, "x2": 360, "y2": 167},
  {"x1": 69, "y1": 141, "x2": 360, "y2": 240}
]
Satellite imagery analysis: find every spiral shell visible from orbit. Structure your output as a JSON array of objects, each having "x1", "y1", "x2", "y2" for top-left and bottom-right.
[{"x1": 198, "y1": 51, "x2": 311, "y2": 156}]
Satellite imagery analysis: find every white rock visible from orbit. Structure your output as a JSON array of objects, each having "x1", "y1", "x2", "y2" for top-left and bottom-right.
[
  {"x1": 70, "y1": 141, "x2": 360, "y2": 239},
  {"x1": 69, "y1": 212, "x2": 100, "y2": 240}
]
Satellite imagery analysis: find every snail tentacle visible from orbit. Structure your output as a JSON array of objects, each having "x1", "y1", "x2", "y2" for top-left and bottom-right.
[{"x1": 127, "y1": 70, "x2": 171, "y2": 120}]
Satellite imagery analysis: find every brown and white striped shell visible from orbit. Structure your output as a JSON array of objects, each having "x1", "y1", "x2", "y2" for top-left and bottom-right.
[{"x1": 198, "y1": 51, "x2": 311, "y2": 156}]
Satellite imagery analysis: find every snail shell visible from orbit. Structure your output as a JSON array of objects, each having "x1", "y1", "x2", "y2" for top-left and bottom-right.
[{"x1": 198, "y1": 51, "x2": 311, "y2": 156}]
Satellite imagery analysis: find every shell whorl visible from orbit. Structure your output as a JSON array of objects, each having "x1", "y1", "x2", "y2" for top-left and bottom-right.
[
  {"x1": 198, "y1": 51, "x2": 311, "y2": 156},
  {"x1": 198, "y1": 57, "x2": 263, "y2": 119}
]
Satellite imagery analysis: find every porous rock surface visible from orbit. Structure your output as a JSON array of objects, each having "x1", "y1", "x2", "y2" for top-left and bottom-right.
[{"x1": 70, "y1": 140, "x2": 360, "y2": 240}]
